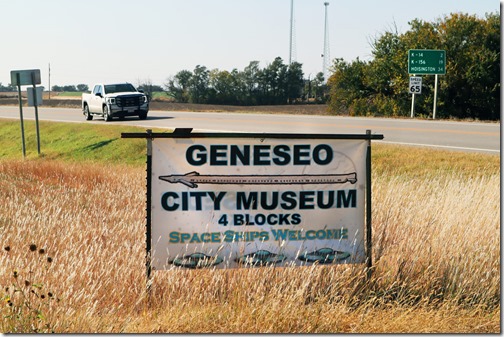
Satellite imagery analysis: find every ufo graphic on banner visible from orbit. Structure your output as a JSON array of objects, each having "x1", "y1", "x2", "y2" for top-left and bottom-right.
[
  {"x1": 298, "y1": 248, "x2": 351, "y2": 264},
  {"x1": 170, "y1": 252, "x2": 223, "y2": 269},
  {"x1": 235, "y1": 250, "x2": 287, "y2": 266}
]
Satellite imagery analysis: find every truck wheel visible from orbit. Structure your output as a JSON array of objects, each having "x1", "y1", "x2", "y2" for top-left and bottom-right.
[
  {"x1": 103, "y1": 105, "x2": 112, "y2": 121},
  {"x1": 139, "y1": 111, "x2": 148, "y2": 120},
  {"x1": 84, "y1": 105, "x2": 93, "y2": 120}
]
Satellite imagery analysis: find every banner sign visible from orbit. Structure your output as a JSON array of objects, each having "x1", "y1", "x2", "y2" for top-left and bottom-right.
[{"x1": 148, "y1": 133, "x2": 375, "y2": 269}]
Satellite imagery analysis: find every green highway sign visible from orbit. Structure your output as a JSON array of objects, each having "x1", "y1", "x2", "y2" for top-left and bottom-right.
[
  {"x1": 10, "y1": 69, "x2": 41, "y2": 86},
  {"x1": 408, "y1": 49, "x2": 446, "y2": 75}
]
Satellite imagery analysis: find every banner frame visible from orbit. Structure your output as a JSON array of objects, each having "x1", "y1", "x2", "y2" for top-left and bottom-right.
[{"x1": 122, "y1": 129, "x2": 384, "y2": 282}]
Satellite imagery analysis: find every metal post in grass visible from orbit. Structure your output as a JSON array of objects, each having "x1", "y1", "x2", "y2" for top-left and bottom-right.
[
  {"x1": 365, "y1": 129, "x2": 373, "y2": 280},
  {"x1": 31, "y1": 72, "x2": 41, "y2": 155},
  {"x1": 433, "y1": 74, "x2": 438, "y2": 119},
  {"x1": 16, "y1": 73, "x2": 26, "y2": 158}
]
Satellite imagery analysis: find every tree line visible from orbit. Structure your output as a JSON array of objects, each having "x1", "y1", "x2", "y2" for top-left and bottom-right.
[
  {"x1": 165, "y1": 58, "x2": 326, "y2": 105},
  {"x1": 0, "y1": 83, "x2": 89, "y2": 92},
  {"x1": 51, "y1": 84, "x2": 89, "y2": 92},
  {"x1": 1, "y1": 58, "x2": 326, "y2": 106},
  {"x1": 328, "y1": 12, "x2": 500, "y2": 120}
]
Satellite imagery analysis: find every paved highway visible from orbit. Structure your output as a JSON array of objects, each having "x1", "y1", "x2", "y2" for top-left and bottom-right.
[{"x1": 0, "y1": 106, "x2": 499, "y2": 154}]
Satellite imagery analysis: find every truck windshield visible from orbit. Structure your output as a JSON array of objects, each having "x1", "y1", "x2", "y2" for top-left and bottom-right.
[{"x1": 104, "y1": 84, "x2": 136, "y2": 94}]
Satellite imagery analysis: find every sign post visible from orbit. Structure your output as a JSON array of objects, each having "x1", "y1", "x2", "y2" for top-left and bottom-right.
[
  {"x1": 10, "y1": 69, "x2": 42, "y2": 157},
  {"x1": 15, "y1": 73, "x2": 26, "y2": 158},
  {"x1": 408, "y1": 50, "x2": 446, "y2": 119},
  {"x1": 433, "y1": 74, "x2": 439, "y2": 120},
  {"x1": 409, "y1": 76, "x2": 422, "y2": 118},
  {"x1": 30, "y1": 72, "x2": 42, "y2": 155}
]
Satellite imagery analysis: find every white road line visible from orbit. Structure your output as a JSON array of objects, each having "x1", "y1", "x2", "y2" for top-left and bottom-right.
[
  {"x1": 163, "y1": 128, "x2": 501, "y2": 154},
  {"x1": 376, "y1": 140, "x2": 500, "y2": 153}
]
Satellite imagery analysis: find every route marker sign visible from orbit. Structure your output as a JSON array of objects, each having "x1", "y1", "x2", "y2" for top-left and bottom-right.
[
  {"x1": 408, "y1": 49, "x2": 446, "y2": 75},
  {"x1": 409, "y1": 76, "x2": 422, "y2": 94}
]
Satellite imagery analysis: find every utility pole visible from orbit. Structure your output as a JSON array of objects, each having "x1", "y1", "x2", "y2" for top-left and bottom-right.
[
  {"x1": 322, "y1": 2, "x2": 330, "y2": 81},
  {"x1": 48, "y1": 63, "x2": 51, "y2": 100}
]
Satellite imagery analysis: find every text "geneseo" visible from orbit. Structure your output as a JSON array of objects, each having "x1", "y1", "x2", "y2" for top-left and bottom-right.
[{"x1": 185, "y1": 144, "x2": 334, "y2": 166}]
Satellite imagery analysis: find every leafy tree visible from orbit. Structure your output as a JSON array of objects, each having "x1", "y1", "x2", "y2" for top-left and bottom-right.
[
  {"x1": 327, "y1": 12, "x2": 500, "y2": 120},
  {"x1": 327, "y1": 58, "x2": 370, "y2": 115},
  {"x1": 286, "y1": 61, "x2": 304, "y2": 103},
  {"x1": 188, "y1": 65, "x2": 210, "y2": 103},
  {"x1": 314, "y1": 72, "x2": 328, "y2": 102},
  {"x1": 304, "y1": 72, "x2": 327, "y2": 102},
  {"x1": 76, "y1": 84, "x2": 89, "y2": 92},
  {"x1": 62, "y1": 85, "x2": 77, "y2": 92},
  {"x1": 208, "y1": 69, "x2": 245, "y2": 105},
  {"x1": 137, "y1": 80, "x2": 162, "y2": 100},
  {"x1": 0, "y1": 83, "x2": 16, "y2": 92},
  {"x1": 242, "y1": 61, "x2": 261, "y2": 105},
  {"x1": 436, "y1": 12, "x2": 500, "y2": 120},
  {"x1": 267, "y1": 57, "x2": 289, "y2": 103},
  {"x1": 165, "y1": 70, "x2": 192, "y2": 102}
]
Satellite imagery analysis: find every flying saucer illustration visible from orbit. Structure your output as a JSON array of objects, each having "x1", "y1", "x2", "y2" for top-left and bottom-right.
[
  {"x1": 170, "y1": 252, "x2": 223, "y2": 269},
  {"x1": 235, "y1": 250, "x2": 287, "y2": 266},
  {"x1": 298, "y1": 248, "x2": 350, "y2": 264}
]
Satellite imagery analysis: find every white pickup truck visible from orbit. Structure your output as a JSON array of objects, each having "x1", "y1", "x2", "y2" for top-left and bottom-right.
[{"x1": 82, "y1": 83, "x2": 149, "y2": 121}]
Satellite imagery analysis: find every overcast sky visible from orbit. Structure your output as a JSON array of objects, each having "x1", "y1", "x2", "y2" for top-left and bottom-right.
[{"x1": 1, "y1": 0, "x2": 499, "y2": 88}]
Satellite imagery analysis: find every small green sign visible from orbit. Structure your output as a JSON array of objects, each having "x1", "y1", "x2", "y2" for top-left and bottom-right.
[
  {"x1": 408, "y1": 49, "x2": 446, "y2": 75},
  {"x1": 10, "y1": 69, "x2": 41, "y2": 86}
]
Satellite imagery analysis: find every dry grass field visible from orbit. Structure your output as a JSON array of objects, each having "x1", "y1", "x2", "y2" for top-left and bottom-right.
[{"x1": 0, "y1": 144, "x2": 500, "y2": 333}]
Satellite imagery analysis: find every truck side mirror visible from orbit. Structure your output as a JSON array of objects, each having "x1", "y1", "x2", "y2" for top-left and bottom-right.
[{"x1": 95, "y1": 92, "x2": 102, "y2": 97}]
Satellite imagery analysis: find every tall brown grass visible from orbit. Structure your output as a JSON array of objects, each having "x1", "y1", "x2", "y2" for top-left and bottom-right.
[{"x1": 0, "y1": 147, "x2": 500, "y2": 333}]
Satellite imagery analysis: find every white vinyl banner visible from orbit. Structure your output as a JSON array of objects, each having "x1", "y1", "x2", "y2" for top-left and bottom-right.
[{"x1": 150, "y1": 136, "x2": 368, "y2": 269}]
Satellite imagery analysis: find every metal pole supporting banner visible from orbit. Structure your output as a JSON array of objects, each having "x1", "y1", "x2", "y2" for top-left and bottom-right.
[
  {"x1": 365, "y1": 130, "x2": 373, "y2": 280},
  {"x1": 145, "y1": 129, "x2": 153, "y2": 282},
  {"x1": 16, "y1": 74, "x2": 26, "y2": 158}
]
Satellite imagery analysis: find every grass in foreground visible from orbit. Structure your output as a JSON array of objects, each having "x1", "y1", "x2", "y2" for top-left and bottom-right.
[
  {"x1": 0, "y1": 120, "x2": 166, "y2": 165},
  {"x1": 0, "y1": 121, "x2": 500, "y2": 333}
]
